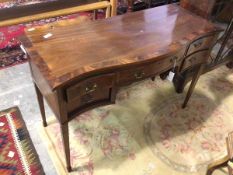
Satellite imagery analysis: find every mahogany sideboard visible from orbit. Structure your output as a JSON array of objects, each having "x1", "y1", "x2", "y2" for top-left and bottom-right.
[{"x1": 20, "y1": 4, "x2": 220, "y2": 172}]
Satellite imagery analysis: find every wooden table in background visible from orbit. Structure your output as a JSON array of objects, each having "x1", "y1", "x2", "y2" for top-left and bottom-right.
[{"x1": 20, "y1": 5, "x2": 219, "y2": 172}]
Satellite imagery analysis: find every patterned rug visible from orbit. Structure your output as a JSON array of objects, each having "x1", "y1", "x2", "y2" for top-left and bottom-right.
[
  {"x1": 40, "y1": 66, "x2": 233, "y2": 175},
  {"x1": 0, "y1": 0, "x2": 105, "y2": 69},
  {"x1": 0, "y1": 107, "x2": 44, "y2": 175}
]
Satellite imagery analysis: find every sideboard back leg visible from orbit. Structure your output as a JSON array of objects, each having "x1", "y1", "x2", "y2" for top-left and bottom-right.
[
  {"x1": 34, "y1": 83, "x2": 47, "y2": 127},
  {"x1": 60, "y1": 122, "x2": 72, "y2": 172},
  {"x1": 182, "y1": 64, "x2": 204, "y2": 108}
]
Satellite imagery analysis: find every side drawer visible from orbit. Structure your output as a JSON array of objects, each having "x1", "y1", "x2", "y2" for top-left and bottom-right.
[
  {"x1": 181, "y1": 50, "x2": 209, "y2": 71},
  {"x1": 186, "y1": 34, "x2": 217, "y2": 56},
  {"x1": 66, "y1": 73, "x2": 115, "y2": 102},
  {"x1": 117, "y1": 54, "x2": 181, "y2": 85}
]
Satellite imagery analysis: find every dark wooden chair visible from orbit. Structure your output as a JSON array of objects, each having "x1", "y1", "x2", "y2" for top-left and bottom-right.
[
  {"x1": 159, "y1": 30, "x2": 222, "y2": 107},
  {"x1": 174, "y1": 0, "x2": 233, "y2": 93},
  {"x1": 177, "y1": 31, "x2": 221, "y2": 108},
  {"x1": 174, "y1": 26, "x2": 233, "y2": 94}
]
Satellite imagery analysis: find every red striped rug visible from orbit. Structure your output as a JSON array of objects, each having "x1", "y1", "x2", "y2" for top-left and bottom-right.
[{"x1": 0, "y1": 107, "x2": 44, "y2": 175}]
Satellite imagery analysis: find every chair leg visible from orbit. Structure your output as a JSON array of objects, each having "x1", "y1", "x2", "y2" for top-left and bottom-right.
[
  {"x1": 110, "y1": 0, "x2": 117, "y2": 16},
  {"x1": 106, "y1": 6, "x2": 111, "y2": 18},
  {"x1": 206, "y1": 155, "x2": 229, "y2": 175},
  {"x1": 182, "y1": 64, "x2": 204, "y2": 108},
  {"x1": 93, "y1": 10, "x2": 98, "y2": 20}
]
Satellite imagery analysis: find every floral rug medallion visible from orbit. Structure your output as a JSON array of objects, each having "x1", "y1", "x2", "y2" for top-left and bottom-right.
[{"x1": 144, "y1": 94, "x2": 233, "y2": 173}]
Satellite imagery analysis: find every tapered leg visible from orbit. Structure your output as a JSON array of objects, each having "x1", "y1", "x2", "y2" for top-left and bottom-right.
[
  {"x1": 34, "y1": 83, "x2": 47, "y2": 127},
  {"x1": 60, "y1": 122, "x2": 72, "y2": 172},
  {"x1": 182, "y1": 65, "x2": 204, "y2": 108}
]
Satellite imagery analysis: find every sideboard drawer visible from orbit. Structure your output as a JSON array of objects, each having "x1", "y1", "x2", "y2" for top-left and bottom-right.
[
  {"x1": 66, "y1": 73, "x2": 115, "y2": 102},
  {"x1": 66, "y1": 87, "x2": 112, "y2": 113},
  {"x1": 117, "y1": 55, "x2": 179, "y2": 85},
  {"x1": 181, "y1": 50, "x2": 209, "y2": 71},
  {"x1": 186, "y1": 34, "x2": 216, "y2": 56}
]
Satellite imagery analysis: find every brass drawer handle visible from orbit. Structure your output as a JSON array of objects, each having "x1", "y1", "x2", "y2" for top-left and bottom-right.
[
  {"x1": 134, "y1": 71, "x2": 145, "y2": 79},
  {"x1": 85, "y1": 83, "x2": 97, "y2": 94}
]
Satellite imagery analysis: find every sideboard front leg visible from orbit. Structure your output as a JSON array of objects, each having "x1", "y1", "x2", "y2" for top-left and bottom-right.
[
  {"x1": 60, "y1": 122, "x2": 72, "y2": 172},
  {"x1": 34, "y1": 83, "x2": 47, "y2": 127},
  {"x1": 57, "y1": 89, "x2": 71, "y2": 172}
]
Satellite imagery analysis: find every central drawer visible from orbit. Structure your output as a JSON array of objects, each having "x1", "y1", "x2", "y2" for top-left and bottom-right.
[
  {"x1": 65, "y1": 73, "x2": 116, "y2": 112},
  {"x1": 117, "y1": 55, "x2": 180, "y2": 85}
]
